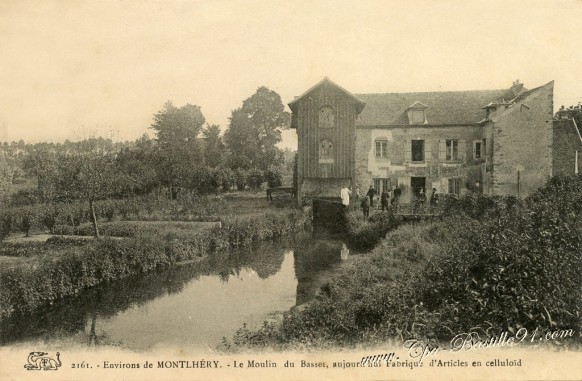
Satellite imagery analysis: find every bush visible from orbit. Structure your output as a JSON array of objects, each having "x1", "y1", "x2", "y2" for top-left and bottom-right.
[
  {"x1": 0, "y1": 210, "x2": 12, "y2": 241},
  {"x1": 247, "y1": 168, "x2": 264, "y2": 189},
  {"x1": 225, "y1": 175, "x2": 582, "y2": 350},
  {"x1": 345, "y1": 210, "x2": 402, "y2": 250}
]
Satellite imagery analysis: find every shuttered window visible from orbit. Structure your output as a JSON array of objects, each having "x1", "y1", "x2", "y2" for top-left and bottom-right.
[
  {"x1": 458, "y1": 139, "x2": 466, "y2": 160},
  {"x1": 439, "y1": 140, "x2": 446, "y2": 161},
  {"x1": 424, "y1": 140, "x2": 432, "y2": 162},
  {"x1": 444, "y1": 139, "x2": 466, "y2": 161},
  {"x1": 404, "y1": 139, "x2": 412, "y2": 162}
]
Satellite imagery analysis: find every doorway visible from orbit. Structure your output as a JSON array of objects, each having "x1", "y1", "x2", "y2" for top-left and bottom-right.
[{"x1": 411, "y1": 177, "x2": 426, "y2": 197}]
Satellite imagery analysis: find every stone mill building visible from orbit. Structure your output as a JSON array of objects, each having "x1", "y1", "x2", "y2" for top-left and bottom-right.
[{"x1": 289, "y1": 77, "x2": 581, "y2": 205}]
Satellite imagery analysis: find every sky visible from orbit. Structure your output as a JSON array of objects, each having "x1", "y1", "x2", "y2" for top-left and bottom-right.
[{"x1": 1, "y1": 0, "x2": 581, "y2": 150}]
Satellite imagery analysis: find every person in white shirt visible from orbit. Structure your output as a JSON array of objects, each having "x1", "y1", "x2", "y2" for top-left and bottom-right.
[{"x1": 340, "y1": 186, "x2": 351, "y2": 207}]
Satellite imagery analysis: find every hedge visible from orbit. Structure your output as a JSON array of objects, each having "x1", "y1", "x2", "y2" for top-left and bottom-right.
[{"x1": 0, "y1": 209, "x2": 310, "y2": 320}]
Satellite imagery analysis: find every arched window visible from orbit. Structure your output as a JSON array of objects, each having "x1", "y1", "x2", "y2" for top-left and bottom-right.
[
  {"x1": 319, "y1": 106, "x2": 335, "y2": 129},
  {"x1": 319, "y1": 139, "x2": 334, "y2": 163}
]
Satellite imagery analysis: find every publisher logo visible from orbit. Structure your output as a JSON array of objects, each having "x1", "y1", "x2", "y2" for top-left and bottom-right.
[{"x1": 24, "y1": 352, "x2": 62, "y2": 371}]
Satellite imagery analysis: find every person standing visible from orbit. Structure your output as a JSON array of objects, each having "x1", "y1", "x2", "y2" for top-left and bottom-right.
[
  {"x1": 392, "y1": 185, "x2": 402, "y2": 208},
  {"x1": 340, "y1": 186, "x2": 351, "y2": 208},
  {"x1": 419, "y1": 188, "x2": 426, "y2": 204},
  {"x1": 381, "y1": 188, "x2": 389, "y2": 212},
  {"x1": 393, "y1": 185, "x2": 402, "y2": 201},
  {"x1": 430, "y1": 188, "x2": 439, "y2": 207},
  {"x1": 360, "y1": 195, "x2": 370, "y2": 219},
  {"x1": 366, "y1": 185, "x2": 376, "y2": 208}
]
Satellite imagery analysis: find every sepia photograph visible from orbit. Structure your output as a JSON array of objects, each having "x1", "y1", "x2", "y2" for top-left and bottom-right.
[{"x1": 0, "y1": 0, "x2": 581, "y2": 380}]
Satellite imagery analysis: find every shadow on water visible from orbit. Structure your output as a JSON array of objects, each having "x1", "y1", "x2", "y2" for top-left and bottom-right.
[{"x1": 0, "y1": 234, "x2": 351, "y2": 350}]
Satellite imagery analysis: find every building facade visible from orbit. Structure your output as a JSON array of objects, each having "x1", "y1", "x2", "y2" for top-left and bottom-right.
[{"x1": 290, "y1": 78, "x2": 580, "y2": 205}]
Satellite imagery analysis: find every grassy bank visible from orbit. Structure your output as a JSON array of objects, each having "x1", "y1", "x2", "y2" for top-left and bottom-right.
[
  {"x1": 224, "y1": 175, "x2": 582, "y2": 351},
  {"x1": 0, "y1": 209, "x2": 309, "y2": 320}
]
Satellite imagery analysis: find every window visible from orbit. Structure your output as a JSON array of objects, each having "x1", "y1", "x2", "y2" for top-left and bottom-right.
[
  {"x1": 406, "y1": 101, "x2": 428, "y2": 125},
  {"x1": 409, "y1": 110, "x2": 425, "y2": 124},
  {"x1": 474, "y1": 138, "x2": 486, "y2": 159},
  {"x1": 319, "y1": 106, "x2": 335, "y2": 129},
  {"x1": 474, "y1": 141, "x2": 482, "y2": 159},
  {"x1": 375, "y1": 140, "x2": 388, "y2": 158},
  {"x1": 448, "y1": 178, "x2": 462, "y2": 195},
  {"x1": 374, "y1": 178, "x2": 391, "y2": 193},
  {"x1": 374, "y1": 179, "x2": 380, "y2": 192},
  {"x1": 412, "y1": 140, "x2": 425, "y2": 161},
  {"x1": 319, "y1": 139, "x2": 334, "y2": 163},
  {"x1": 446, "y1": 139, "x2": 459, "y2": 161}
]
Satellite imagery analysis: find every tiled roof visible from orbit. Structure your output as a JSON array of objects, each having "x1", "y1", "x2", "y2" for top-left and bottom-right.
[
  {"x1": 355, "y1": 89, "x2": 512, "y2": 126},
  {"x1": 289, "y1": 77, "x2": 366, "y2": 114}
]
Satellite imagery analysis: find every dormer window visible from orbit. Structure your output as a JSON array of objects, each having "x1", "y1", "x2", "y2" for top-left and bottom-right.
[{"x1": 406, "y1": 101, "x2": 428, "y2": 125}]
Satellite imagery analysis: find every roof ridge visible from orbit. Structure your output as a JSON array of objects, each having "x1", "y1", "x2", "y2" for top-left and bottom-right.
[{"x1": 355, "y1": 89, "x2": 506, "y2": 96}]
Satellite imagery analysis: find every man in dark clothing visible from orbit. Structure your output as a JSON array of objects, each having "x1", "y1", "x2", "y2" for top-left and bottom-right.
[
  {"x1": 430, "y1": 188, "x2": 439, "y2": 207},
  {"x1": 360, "y1": 196, "x2": 370, "y2": 218},
  {"x1": 393, "y1": 186, "x2": 402, "y2": 203},
  {"x1": 366, "y1": 186, "x2": 377, "y2": 208},
  {"x1": 381, "y1": 189, "x2": 389, "y2": 211}
]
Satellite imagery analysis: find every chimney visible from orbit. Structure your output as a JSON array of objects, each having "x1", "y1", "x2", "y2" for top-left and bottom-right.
[{"x1": 510, "y1": 79, "x2": 524, "y2": 97}]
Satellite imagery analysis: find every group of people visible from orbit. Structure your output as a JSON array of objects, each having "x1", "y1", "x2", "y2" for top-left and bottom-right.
[
  {"x1": 341, "y1": 183, "x2": 440, "y2": 219},
  {"x1": 359, "y1": 185, "x2": 400, "y2": 217},
  {"x1": 414, "y1": 187, "x2": 439, "y2": 207}
]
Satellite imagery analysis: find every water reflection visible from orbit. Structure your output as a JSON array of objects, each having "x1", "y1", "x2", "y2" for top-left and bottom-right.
[
  {"x1": 0, "y1": 236, "x2": 348, "y2": 351},
  {"x1": 293, "y1": 240, "x2": 346, "y2": 306}
]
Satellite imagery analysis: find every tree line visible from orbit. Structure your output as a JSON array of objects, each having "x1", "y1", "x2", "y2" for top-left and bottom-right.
[{"x1": 0, "y1": 86, "x2": 294, "y2": 207}]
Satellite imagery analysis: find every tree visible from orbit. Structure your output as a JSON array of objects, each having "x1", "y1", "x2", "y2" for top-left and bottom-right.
[
  {"x1": 54, "y1": 144, "x2": 122, "y2": 238},
  {"x1": 202, "y1": 124, "x2": 225, "y2": 168},
  {"x1": 0, "y1": 155, "x2": 12, "y2": 204},
  {"x1": 115, "y1": 134, "x2": 160, "y2": 195},
  {"x1": 150, "y1": 101, "x2": 206, "y2": 197},
  {"x1": 23, "y1": 148, "x2": 59, "y2": 202},
  {"x1": 224, "y1": 87, "x2": 290, "y2": 172}
]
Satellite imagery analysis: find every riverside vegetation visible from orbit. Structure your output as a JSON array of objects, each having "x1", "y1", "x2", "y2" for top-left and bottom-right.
[
  {"x1": 222, "y1": 174, "x2": 582, "y2": 351},
  {"x1": 0, "y1": 193, "x2": 309, "y2": 320}
]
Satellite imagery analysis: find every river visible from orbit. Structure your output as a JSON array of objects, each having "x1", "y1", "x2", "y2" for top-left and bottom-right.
[{"x1": 0, "y1": 236, "x2": 353, "y2": 351}]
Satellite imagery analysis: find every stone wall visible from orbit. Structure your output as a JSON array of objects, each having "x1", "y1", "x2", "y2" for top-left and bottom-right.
[
  {"x1": 355, "y1": 125, "x2": 487, "y2": 203},
  {"x1": 491, "y1": 82, "x2": 554, "y2": 196},
  {"x1": 300, "y1": 177, "x2": 351, "y2": 202}
]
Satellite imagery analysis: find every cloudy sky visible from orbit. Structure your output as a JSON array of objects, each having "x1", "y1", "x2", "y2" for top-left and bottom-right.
[{"x1": 1, "y1": 0, "x2": 581, "y2": 148}]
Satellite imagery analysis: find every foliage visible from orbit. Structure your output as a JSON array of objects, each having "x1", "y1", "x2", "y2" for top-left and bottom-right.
[
  {"x1": 226, "y1": 175, "x2": 582, "y2": 350},
  {"x1": 22, "y1": 147, "x2": 59, "y2": 202},
  {"x1": 149, "y1": 101, "x2": 206, "y2": 191},
  {"x1": 0, "y1": 156, "x2": 13, "y2": 203},
  {"x1": 202, "y1": 124, "x2": 226, "y2": 168},
  {"x1": 224, "y1": 87, "x2": 290, "y2": 172},
  {"x1": 114, "y1": 134, "x2": 161, "y2": 195},
  {"x1": 345, "y1": 210, "x2": 402, "y2": 250},
  {"x1": 247, "y1": 168, "x2": 264, "y2": 189},
  {"x1": 264, "y1": 164, "x2": 283, "y2": 188}
]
